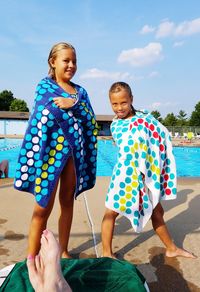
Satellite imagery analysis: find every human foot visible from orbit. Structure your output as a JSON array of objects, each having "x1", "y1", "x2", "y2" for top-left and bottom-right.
[
  {"x1": 40, "y1": 229, "x2": 61, "y2": 264},
  {"x1": 39, "y1": 229, "x2": 72, "y2": 291},
  {"x1": 27, "y1": 229, "x2": 72, "y2": 292},
  {"x1": 101, "y1": 253, "x2": 117, "y2": 259},
  {"x1": 27, "y1": 254, "x2": 44, "y2": 292},
  {"x1": 61, "y1": 251, "x2": 72, "y2": 259},
  {"x1": 166, "y1": 247, "x2": 197, "y2": 259}
]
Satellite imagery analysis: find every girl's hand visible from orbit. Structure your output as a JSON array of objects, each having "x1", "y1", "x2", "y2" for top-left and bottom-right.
[{"x1": 53, "y1": 97, "x2": 76, "y2": 109}]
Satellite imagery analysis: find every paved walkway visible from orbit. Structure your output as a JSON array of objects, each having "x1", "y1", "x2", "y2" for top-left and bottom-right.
[{"x1": 0, "y1": 177, "x2": 200, "y2": 291}]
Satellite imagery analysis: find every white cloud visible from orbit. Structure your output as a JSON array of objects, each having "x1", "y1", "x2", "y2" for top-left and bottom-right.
[
  {"x1": 140, "y1": 25, "x2": 155, "y2": 34},
  {"x1": 155, "y1": 18, "x2": 200, "y2": 38},
  {"x1": 79, "y1": 68, "x2": 132, "y2": 80},
  {"x1": 173, "y1": 41, "x2": 184, "y2": 47},
  {"x1": 174, "y1": 18, "x2": 200, "y2": 36},
  {"x1": 151, "y1": 102, "x2": 162, "y2": 109},
  {"x1": 156, "y1": 20, "x2": 175, "y2": 38},
  {"x1": 118, "y1": 42, "x2": 163, "y2": 67},
  {"x1": 150, "y1": 101, "x2": 179, "y2": 110}
]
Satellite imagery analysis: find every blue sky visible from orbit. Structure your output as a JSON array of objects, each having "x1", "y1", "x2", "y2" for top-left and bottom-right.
[{"x1": 0, "y1": 0, "x2": 200, "y2": 118}]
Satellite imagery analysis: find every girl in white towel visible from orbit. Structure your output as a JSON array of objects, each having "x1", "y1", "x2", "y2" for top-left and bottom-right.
[{"x1": 101, "y1": 82, "x2": 196, "y2": 259}]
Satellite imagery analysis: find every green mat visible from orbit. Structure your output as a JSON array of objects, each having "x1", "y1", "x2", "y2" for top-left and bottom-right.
[{"x1": 1, "y1": 257, "x2": 146, "y2": 292}]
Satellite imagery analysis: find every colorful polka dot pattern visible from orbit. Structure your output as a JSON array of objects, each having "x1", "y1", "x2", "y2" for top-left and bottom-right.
[
  {"x1": 106, "y1": 110, "x2": 177, "y2": 232},
  {"x1": 14, "y1": 77, "x2": 98, "y2": 207}
]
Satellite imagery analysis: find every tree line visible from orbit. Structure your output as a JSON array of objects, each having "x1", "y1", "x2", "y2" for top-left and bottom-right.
[
  {"x1": 151, "y1": 101, "x2": 200, "y2": 127},
  {"x1": 0, "y1": 90, "x2": 29, "y2": 112},
  {"x1": 0, "y1": 89, "x2": 199, "y2": 126}
]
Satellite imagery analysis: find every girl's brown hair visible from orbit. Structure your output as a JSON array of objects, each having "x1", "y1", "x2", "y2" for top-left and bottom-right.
[
  {"x1": 109, "y1": 81, "x2": 133, "y2": 99},
  {"x1": 48, "y1": 42, "x2": 76, "y2": 79}
]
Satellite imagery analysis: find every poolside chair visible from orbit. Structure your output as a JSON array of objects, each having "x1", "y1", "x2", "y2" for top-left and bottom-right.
[
  {"x1": 183, "y1": 133, "x2": 187, "y2": 139},
  {"x1": 0, "y1": 259, "x2": 149, "y2": 292},
  {"x1": 196, "y1": 132, "x2": 200, "y2": 139},
  {"x1": 187, "y1": 132, "x2": 194, "y2": 142},
  {"x1": 174, "y1": 132, "x2": 180, "y2": 138}
]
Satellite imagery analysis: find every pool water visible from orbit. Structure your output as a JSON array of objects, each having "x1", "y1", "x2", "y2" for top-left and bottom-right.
[
  {"x1": 0, "y1": 138, "x2": 200, "y2": 178},
  {"x1": 173, "y1": 146, "x2": 200, "y2": 177},
  {"x1": 97, "y1": 140, "x2": 200, "y2": 177}
]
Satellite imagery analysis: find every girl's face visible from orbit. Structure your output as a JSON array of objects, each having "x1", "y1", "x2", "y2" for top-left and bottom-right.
[
  {"x1": 110, "y1": 89, "x2": 133, "y2": 119},
  {"x1": 50, "y1": 48, "x2": 77, "y2": 83}
]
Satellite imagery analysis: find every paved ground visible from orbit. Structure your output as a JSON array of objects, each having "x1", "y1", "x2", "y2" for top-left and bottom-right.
[{"x1": 0, "y1": 177, "x2": 200, "y2": 291}]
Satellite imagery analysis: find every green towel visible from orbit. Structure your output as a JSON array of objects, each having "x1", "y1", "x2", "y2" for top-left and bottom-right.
[{"x1": 1, "y1": 258, "x2": 146, "y2": 292}]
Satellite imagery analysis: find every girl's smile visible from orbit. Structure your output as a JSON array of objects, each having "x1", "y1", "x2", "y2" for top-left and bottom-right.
[
  {"x1": 50, "y1": 48, "x2": 77, "y2": 83},
  {"x1": 110, "y1": 89, "x2": 133, "y2": 119}
]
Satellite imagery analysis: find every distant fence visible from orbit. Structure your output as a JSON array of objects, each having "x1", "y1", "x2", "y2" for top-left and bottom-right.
[
  {"x1": 0, "y1": 118, "x2": 200, "y2": 137},
  {"x1": 166, "y1": 126, "x2": 200, "y2": 136}
]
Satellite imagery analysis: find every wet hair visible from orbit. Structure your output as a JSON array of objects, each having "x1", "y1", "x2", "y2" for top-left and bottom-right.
[
  {"x1": 109, "y1": 82, "x2": 136, "y2": 114},
  {"x1": 48, "y1": 42, "x2": 76, "y2": 79}
]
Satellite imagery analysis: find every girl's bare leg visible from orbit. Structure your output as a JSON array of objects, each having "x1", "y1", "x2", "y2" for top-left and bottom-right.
[
  {"x1": 27, "y1": 229, "x2": 72, "y2": 292},
  {"x1": 101, "y1": 208, "x2": 119, "y2": 258},
  {"x1": 151, "y1": 202, "x2": 197, "y2": 258},
  {"x1": 27, "y1": 181, "x2": 58, "y2": 256},
  {"x1": 58, "y1": 156, "x2": 76, "y2": 258}
]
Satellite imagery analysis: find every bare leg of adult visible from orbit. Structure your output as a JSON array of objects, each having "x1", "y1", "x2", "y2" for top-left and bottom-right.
[
  {"x1": 101, "y1": 208, "x2": 119, "y2": 258},
  {"x1": 27, "y1": 181, "x2": 58, "y2": 256},
  {"x1": 27, "y1": 229, "x2": 72, "y2": 292},
  {"x1": 58, "y1": 157, "x2": 76, "y2": 258},
  {"x1": 151, "y1": 202, "x2": 197, "y2": 259}
]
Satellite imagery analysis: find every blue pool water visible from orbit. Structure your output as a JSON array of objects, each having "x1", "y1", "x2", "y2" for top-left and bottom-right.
[
  {"x1": 0, "y1": 138, "x2": 200, "y2": 178},
  {"x1": 97, "y1": 140, "x2": 200, "y2": 177}
]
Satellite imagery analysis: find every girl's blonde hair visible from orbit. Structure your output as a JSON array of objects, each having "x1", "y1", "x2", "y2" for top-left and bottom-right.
[{"x1": 48, "y1": 42, "x2": 76, "y2": 79}]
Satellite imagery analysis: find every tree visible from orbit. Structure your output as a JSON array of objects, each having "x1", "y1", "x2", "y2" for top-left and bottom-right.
[
  {"x1": 163, "y1": 113, "x2": 177, "y2": 126},
  {"x1": 176, "y1": 110, "x2": 188, "y2": 126},
  {"x1": 151, "y1": 110, "x2": 163, "y2": 122},
  {"x1": 0, "y1": 90, "x2": 14, "y2": 110},
  {"x1": 10, "y1": 99, "x2": 29, "y2": 112},
  {"x1": 189, "y1": 101, "x2": 200, "y2": 126}
]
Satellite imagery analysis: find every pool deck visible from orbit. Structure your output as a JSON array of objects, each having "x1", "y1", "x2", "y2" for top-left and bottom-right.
[
  {"x1": 172, "y1": 137, "x2": 200, "y2": 147},
  {"x1": 0, "y1": 135, "x2": 24, "y2": 139},
  {"x1": 0, "y1": 177, "x2": 200, "y2": 290}
]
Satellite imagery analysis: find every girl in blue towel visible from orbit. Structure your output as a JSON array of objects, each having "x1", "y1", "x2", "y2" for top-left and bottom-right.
[{"x1": 14, "y1": 42, "x2": 98, "y2": 258}]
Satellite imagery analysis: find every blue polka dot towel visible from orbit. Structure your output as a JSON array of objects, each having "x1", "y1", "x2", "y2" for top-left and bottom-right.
[{"x1": 14, "y1": 77, "x2": 98, "y2": 207}]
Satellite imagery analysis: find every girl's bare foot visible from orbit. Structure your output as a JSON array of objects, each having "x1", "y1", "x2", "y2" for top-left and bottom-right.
[
  {"x1": 61, "y1": 251, "x2": 72, "y2": 259},
  {"x1": 102, "y1": 253, "x2": 117, "y2": 259},
  {"x1": 166, "y1": 247, "x2": 197, "y2": 259}
]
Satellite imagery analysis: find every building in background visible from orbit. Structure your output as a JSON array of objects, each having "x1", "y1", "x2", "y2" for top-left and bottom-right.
[{"x1": 0, "y1": 111, "x2": 113, "y2": 137}]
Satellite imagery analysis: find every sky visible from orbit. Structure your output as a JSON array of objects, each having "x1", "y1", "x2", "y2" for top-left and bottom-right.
[{"x1": 0, "y1": 0, "x2": 200, "y2": 119}]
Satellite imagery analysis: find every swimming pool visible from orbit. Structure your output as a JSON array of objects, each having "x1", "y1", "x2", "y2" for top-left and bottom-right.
[
  {"x1": 97, "y1": 140, "x2": 200, "y2": 177},
  {"x1": 0, "y1": 138, "x2": 200, "y2": 178}
]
